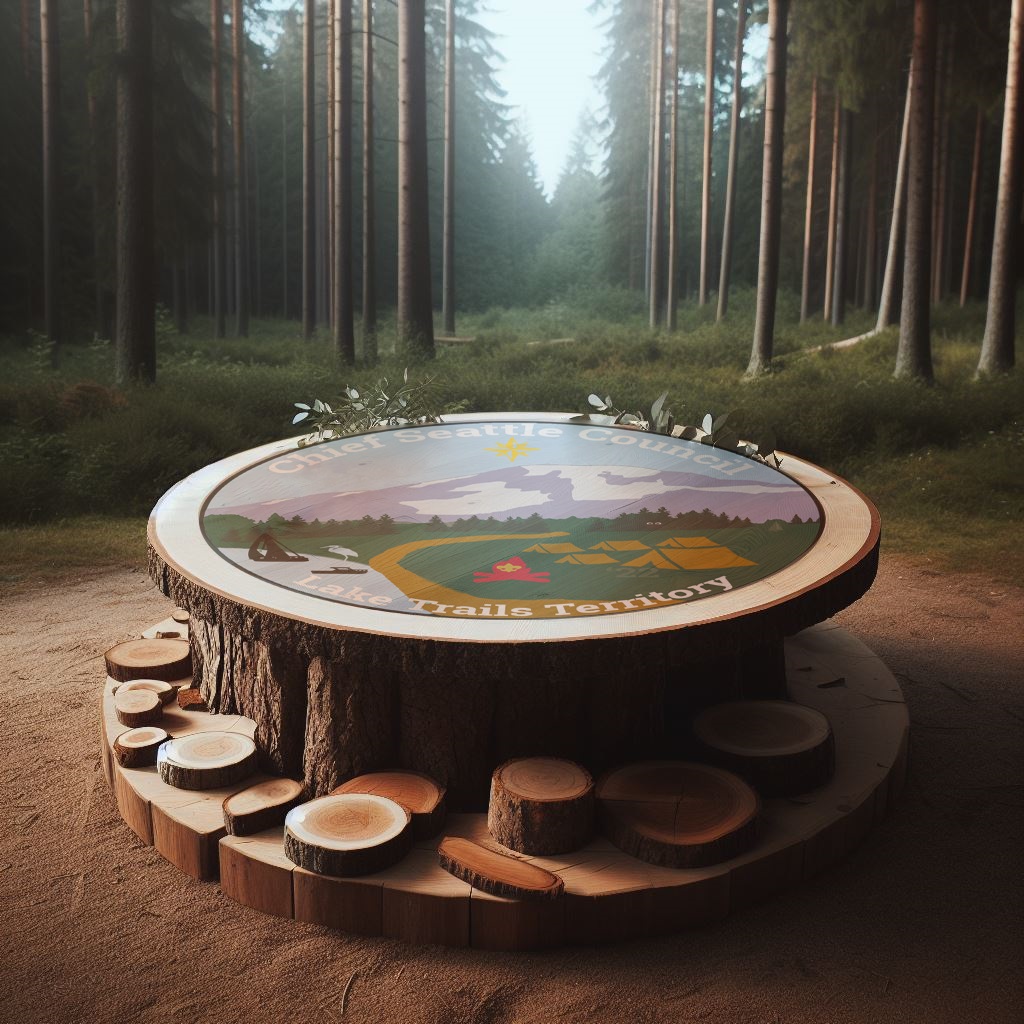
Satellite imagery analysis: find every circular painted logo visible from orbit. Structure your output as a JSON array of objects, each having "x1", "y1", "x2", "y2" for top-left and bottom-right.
[{"x1": 202, "y1": 421, "x2": 821, "y2": 621}]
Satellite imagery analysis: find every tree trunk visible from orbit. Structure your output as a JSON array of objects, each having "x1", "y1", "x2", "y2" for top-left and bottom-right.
[
  {"x1": 823, "y1": 91, "x2": 840, "y2": 322},
  {"x1": 397, "y1": 0, "x2": 435, "y2": 357},
  {"x1": 864, "y1": 113, "x2": 879, "y2": 311},
  {"x1": 644, "y1": 0, "x2": 659, "y2": 300},
  {"x1": 232, "y1": 0, "x2": 249, "y2": 337},
  {"x1": 211, "y1": 0, "x2": 226, "y2": 339},
  {"x1": 333, "y1": 0, "x2": 355, "y2": 362},
  {"x1": 114, "y1": 0, "x2": 155, "y2": 383},
  {"x1": 746, "y1": 0, "x2": 788, "y2": 376},
  {"x1": 302, "y1": 0, "x2": 316, "y2": 339},
  {"x1": 21, "y1": 0, "x2": 32, "y2": 78},
  {"x1": 876, "y1": 66, "x2": 912, "y2": 332},
  {"x1": 362, "y1": 0, "x2": 377, "y2": 359},
  {"x1": 979, "y1": 0, "x2": 1022, "y2": 375},
  {"x1": 442, "y1": 0, "x2": 456, "y2": 336},
  {"x1": 800, "y1": 75, "x2": 818, "y2": 322},
  {"x1": 282, "y1": 70, "x2": 289, "y2": 319},
  {"x1": 40, "y1": 0, "x2": 61, "y2": 349},
  {"x1": 931, "y1": 31, "x2": 953, "y2": 305},
  {"x1": 697, "y1": 0, "x2": 716, "y2": 306},
  {"x1": 895, "y1": 0, "x2": 937, "y2": 382},
  {"x1": 327, "y1": 0, "x2": 335, "y2": 330},
  {"x1": 960, "y1": 106, "x2": 984, "y2": 307},
  {"x1": 716, "y1": 0, "x2": 746, "y2": 321},
  {"x1": 666, "y1": 0, "x2": 680, "y2": 330},
  {"x1": 831, "y1": 107, "x2": 853, "y2": 326},
  {"x1": 648, "y1": 0, "x2": 666, "y2": 328},
  {"x1": 84, "y1": 0, "x2": 104, "y2": 340}
]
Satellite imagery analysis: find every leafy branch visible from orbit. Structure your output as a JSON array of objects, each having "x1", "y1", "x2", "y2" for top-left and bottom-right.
[
  {"x1": 579, "y1": 392, "x2": 782, "y2": 468},
  {"x1": 292, "y1": 370, "x2": 459, "y2": 447}
]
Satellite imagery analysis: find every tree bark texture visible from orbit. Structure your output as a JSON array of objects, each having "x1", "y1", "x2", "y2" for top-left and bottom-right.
[
  {"x1": 442, "y1": 0, "x2": 456, "y2": 336},
  {"x1": 979, "y1": 0, "x2": 1021, "y2": 375},
  {"x1": 931, "y1": 29, "x2": 952, "y2": 305},
  {"x1": 302, "y1": 0, "x2": 316, "y2": 339},
  {"x1": 876, "y1": 65, "x2": 912, "y2": 332},
  {"x1": 698, "y1": 0, "x2": 715, "y2": 306},
  {"x1": 211, "y1": 0, "x2": 226, "y2": 338},
  {"x1": 84, "y1": 0, "x2": 105, "y2": 340},
  {"x1": 362, "y1": 0, "x2": 377, "y2": 358},
  {"x1": 333, "y1": 0, "x2": 355, "y2": 362},
  {"x1": 746, "y1": 0, "x2": 788, "y2": 376},
  {"x1": 114, "y1": 0, "x2": 155, "y2": 383},
  {"x1": 831, "y1": 107, "x2": 853, "y2": 326},
  {"x1": 41, "y1": 0, "x2": 61, "y2": 348},
  {"x1": 716, "y1": 0, "x2": 745, "y2": 321},
  {"x1": 397, "y1": 0, "x2": 435, "y2": 357},
  {"x1": 864, "y1": 116, "x2": 879, "y2": 312},
  {"x1": 896, "y1": 0, "x2": 937, "y2": 382},
  {"x1": 150, "y1": 521, "x2": 876, "y2": 810},
  {"x1": 799, "y1": 75, "x2": 818, "y2": 322}
]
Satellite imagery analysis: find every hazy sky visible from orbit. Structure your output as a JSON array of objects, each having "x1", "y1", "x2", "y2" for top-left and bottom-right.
[{"x1": 474, "y1": 1, "x2": 608, "y2": 197}]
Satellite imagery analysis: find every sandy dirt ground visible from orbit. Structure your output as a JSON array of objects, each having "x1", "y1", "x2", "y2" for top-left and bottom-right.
[{"x1": 1, "y1": 555, "x2": 1022, "y2": 1024}]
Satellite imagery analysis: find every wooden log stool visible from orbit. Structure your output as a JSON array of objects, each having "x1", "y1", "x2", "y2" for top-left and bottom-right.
[
  {"x1": 113, "y1": 726, "x2": 170, "y2": 768},
  {"x1": 596, "y1": 761, "x2": 759, "y2": 869},
  {"x1": 114, "y1": 689, "x2": 163, "y2": 729},
  {"x1": 438, "y1": 837, "x2": 564, "y2": 901},
  {"x1": 114, "y1": 678, "x2": 176, "y2": 706},
  {"x1": 284, "y1": 794, "x2": 413, "y2": 876},
  {"x1": 692, "y1": 700, "x2": 835, "y2": 796},
  {"x1": 488, "y1": 757, "x2": 595, "y2": 855},
  {"x1": 332, "y1": 770, "x2": 446, "y2": 839},
  {"x1": 157, "y1": 732, "x2": 257, "y2": 790},
  {"x1": 223, "y1": 778, "x2": 305, "y2": 836},
  {"x1": 104, "y1": 638, "x2": 191, "y2": 682}
]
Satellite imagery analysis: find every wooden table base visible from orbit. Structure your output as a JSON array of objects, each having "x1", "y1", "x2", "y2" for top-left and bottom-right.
[{"x1": 102, "y1": 619, "x2": 908, "y2": 950}]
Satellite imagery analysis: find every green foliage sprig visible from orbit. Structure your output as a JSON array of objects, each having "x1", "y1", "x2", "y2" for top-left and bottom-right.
[
  {"x1": 292, "y1": 370, "x2": 456, "y2": 447},
  {"x1": 579, "y1": 392, "x2": 782, "y2": 469}
]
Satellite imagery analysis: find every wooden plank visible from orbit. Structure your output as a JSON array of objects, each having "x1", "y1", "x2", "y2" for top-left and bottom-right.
[
  {"x1": 561, "y1": 853, "x2": 652, "y2": 945},
  {"x1": 644, "y1": 863, "x2": 731, "y2": 931},
  {"x1": 381, "y1": 850, "x2": 471, "y2": 947},
  {"x1": 293, "y1": 867, "x2": 384, "y2": 935},
  {"x1": 113, "y1": 764, "x2": 153, "y2": 845},
  {"x1": 219, "y1": 831, "x2": 295, "y2": 919},
  {"x1": 469, "y1": 888, "x2": 566, "y2": 951}
]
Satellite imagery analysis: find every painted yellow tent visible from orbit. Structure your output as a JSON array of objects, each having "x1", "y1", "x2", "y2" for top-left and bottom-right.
[
  {"x1": 662, "y1": 546, "x2": 755, "y2": 569},
  {"x1": 523, "y1": 542, "x2": 584, "y2": 554},
  {"x1": 555, "y1": 553, "x2": 619, "y2": 565},
  {"x1": 621, "y1": 550, "x2": 677, "y2": 570},
  {"x1": 657, "y1": 536, "x2": 718, "y2": 548},
  {"x1": 589, "y1": 540, "x2": 650, "y2": 552}
]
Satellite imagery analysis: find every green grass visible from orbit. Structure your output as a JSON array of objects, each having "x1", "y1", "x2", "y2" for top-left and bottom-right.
[{"x1": 0, "y1": 292, "x2": 1020, "y2": 585}]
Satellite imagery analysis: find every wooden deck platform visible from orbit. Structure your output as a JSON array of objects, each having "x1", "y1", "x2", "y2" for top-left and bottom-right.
[{"x1": 101, "y1": 619, "x2": 908, "y2": 949}]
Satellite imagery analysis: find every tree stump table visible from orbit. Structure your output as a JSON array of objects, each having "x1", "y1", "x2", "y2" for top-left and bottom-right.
[{"x1": 148, "y1": 414, "x2": 879, "y2": 809}]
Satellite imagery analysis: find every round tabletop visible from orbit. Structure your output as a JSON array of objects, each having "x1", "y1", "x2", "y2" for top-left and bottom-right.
[{"x1": 149, "y1": 413, "x2": 879, "y2": 646}]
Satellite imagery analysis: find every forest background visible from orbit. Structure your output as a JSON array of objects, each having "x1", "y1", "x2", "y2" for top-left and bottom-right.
[{"x1": 0, "y1": 0, "x2": 1021, "y2": 585}]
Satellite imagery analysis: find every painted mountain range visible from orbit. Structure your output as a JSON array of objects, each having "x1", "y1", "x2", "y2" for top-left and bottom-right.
[{"x1": 209, "y1": 462, "x2": 819, "y2": 526}]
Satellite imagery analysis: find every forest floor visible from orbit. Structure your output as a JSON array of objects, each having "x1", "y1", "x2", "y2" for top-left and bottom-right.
[{"x1": 1, "y1": 554, "x2": 1022, "y2": 1024}]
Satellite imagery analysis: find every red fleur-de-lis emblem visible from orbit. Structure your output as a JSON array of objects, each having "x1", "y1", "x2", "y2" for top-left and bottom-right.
[{"x1": 473, "y1": 556, "x2": 550, "y2": 584}]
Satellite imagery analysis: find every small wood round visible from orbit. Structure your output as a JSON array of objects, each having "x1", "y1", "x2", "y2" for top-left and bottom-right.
[
  {"x1": 597, "y1": 761, "x2": 759, "y2": 869},
  {"x1": 104, "y1": 638, "x2": 191, "y2": 682},
  {"x1": 438, "y1": 836, "x2": 564, "y2": 901},
  {"x1": 171, "y1": 608, "x2": 190, "y2": 624},
  {"x1": 114, "y1": 678, "x2": 176, "y2": 706},
  {"x1": 114, "y1": 689, "x2": 163, "y2": 728},
  {"x1": 488, "y1": 757, "x2": 595, "y2": 855},
  {"x1": 332, "y1": 770, "x2": 446, "y2": 839},
  {"x1": 223, "y1": 778, "x2": 305, "y2": 836},
  {"x1": 693, "y1": 700, "x2": 835, "y2": 796},
  {"x1": 157, "y1": 732, "x2": 257, "y2": 791},
  {"x1": 113, "y1": 726, "x2": 170, "y2": 768},
  {"x1": 176, "y1": 687, "x2": 208, "y2": 712},
  {"x1": 284, "y1": 794, "x2": 412, "y2": 877}
]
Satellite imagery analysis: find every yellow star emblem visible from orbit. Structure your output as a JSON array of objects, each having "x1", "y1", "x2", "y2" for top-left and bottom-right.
[{"x1": 484, "y1": 438, "x2": 539, "y2": 463}]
